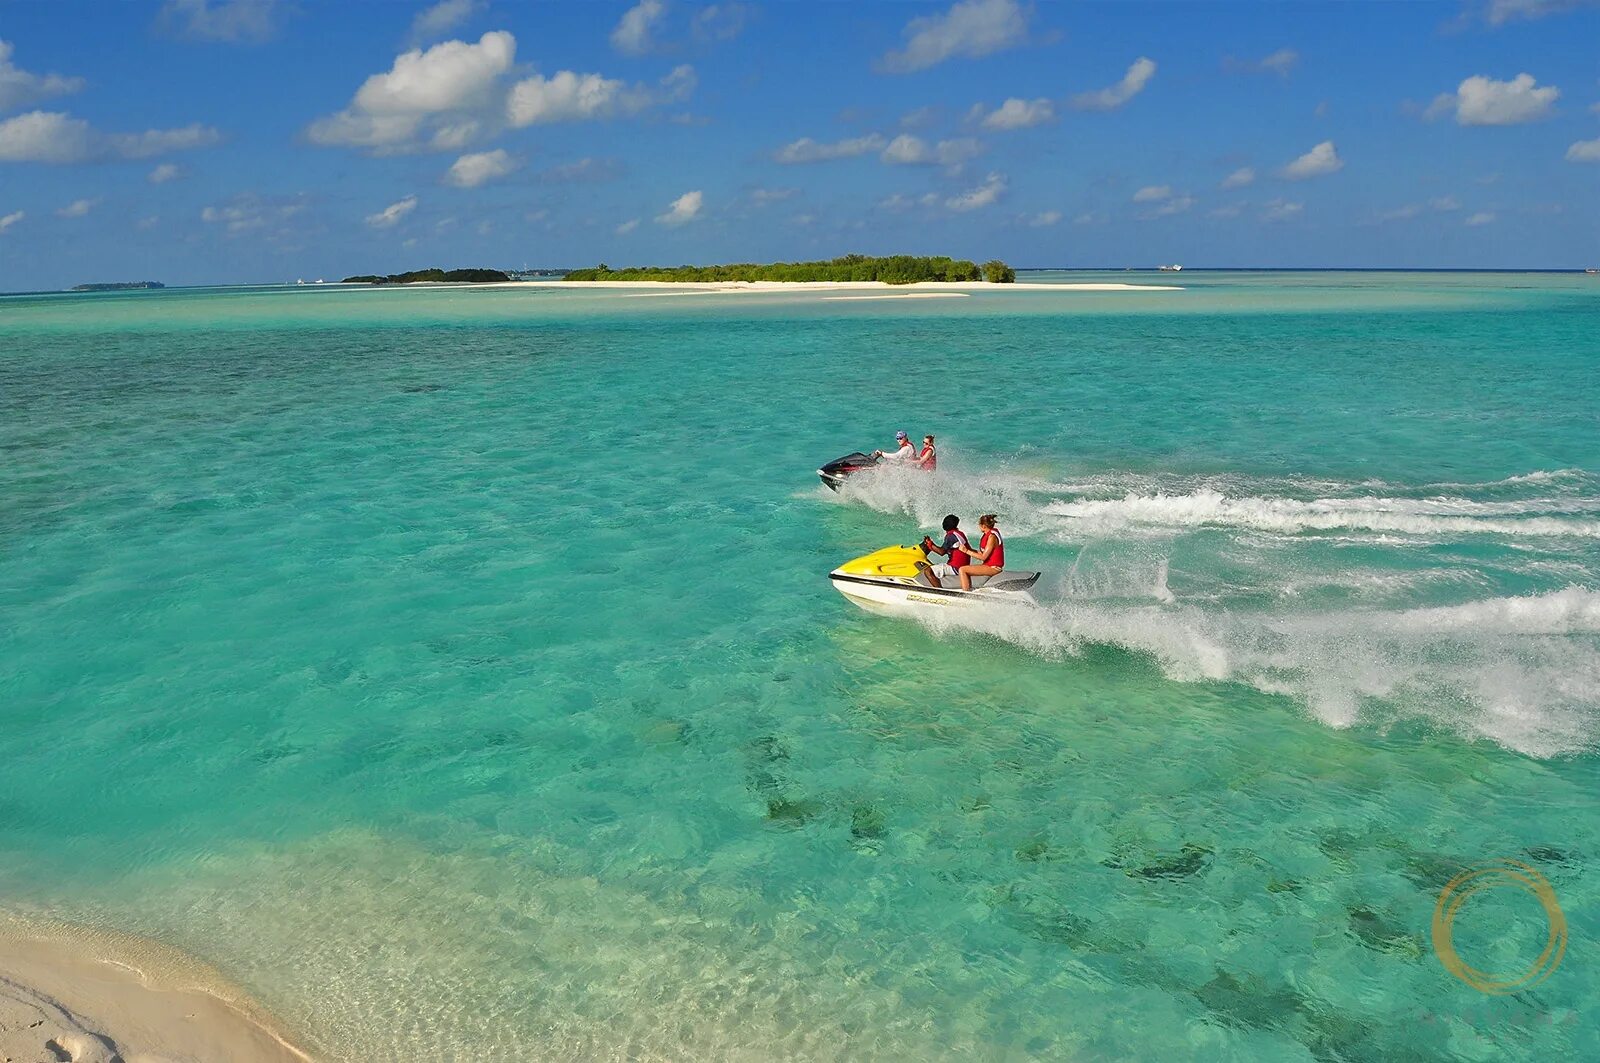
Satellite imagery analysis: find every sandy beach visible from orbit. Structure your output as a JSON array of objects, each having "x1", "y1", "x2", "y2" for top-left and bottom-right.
[
  {"x1": 0, "y1": 920, "x2": 313, "y2": 1063},
  {"x1": 510, "y1": 279, "x2": 1183, "y2": 293}
]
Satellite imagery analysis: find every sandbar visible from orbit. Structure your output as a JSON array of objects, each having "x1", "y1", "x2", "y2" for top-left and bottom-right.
[
  {"x1": 515, "y1": 279, "x2": 1182, "y2": 293},
  {"x1": 0, "y1": 918, "x2": 314, "y2": 1063}
]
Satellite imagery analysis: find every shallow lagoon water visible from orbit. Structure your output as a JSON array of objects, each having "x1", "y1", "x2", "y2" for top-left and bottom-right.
[{"x1": 1, "y1": 273, "x2": 1597, "y2": 1059}]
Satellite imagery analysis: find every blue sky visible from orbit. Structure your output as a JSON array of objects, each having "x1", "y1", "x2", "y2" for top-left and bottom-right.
[{"x1": 0, "y1": 0, "x2": 1596, "y2": 287}]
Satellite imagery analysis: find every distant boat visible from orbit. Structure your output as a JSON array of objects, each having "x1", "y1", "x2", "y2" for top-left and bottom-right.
[
  {"x1": 1158, "y1": 264, "x2": 1183, "y2": 272},
  {"x1": 1587, "y1": 268, "x2": 1598, "y2": 275}
]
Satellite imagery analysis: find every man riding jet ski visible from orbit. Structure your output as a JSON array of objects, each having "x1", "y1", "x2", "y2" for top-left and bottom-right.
[
  {"x1": 829, "y1": 514, "x2": 1039, "y2": 615},
  {"x1": 818, "y1": 431, "x2": 936, "y2": 491}
]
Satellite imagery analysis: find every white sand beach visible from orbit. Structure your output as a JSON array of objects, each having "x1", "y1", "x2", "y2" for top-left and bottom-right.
[
  {"x1": 514, "y1": 279, "x2": 1182, "y2": 293},
  {"x1": 0, "y1": 921, "x2": 313, "y2": 1063}
]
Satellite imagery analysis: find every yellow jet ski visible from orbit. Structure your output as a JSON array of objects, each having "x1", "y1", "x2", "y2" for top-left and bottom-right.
[{"x1": 828, "y1": 543, "x2": 1041, "y2": 614}]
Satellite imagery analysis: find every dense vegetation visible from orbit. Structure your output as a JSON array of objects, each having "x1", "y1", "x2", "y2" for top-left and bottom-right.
[
  {"x1": 341, "y1": 268, "x2": 511, "y2": 284},
  {"x1": 71, "y1": 281, "x2": 164, "y2": 291},
  {"x1": 564, "y1": 254, "x2": 1014, "y2": 285}
]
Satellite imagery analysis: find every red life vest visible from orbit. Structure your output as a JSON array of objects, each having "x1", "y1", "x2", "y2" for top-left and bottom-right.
[
  {"x1": 917, "y1": 444, "x2": 937, "y2": 470},
  {"x1": 947, "y1": 530, "x2": 972, "y2": 569},
  {"x1": 979, "y1": 529, "x2": 1004, "y2": 569}
]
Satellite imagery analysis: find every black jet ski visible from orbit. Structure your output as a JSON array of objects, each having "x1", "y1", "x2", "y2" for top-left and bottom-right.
[{"x1": 818, "y1": 451, "x2": 882, "y2": 491}]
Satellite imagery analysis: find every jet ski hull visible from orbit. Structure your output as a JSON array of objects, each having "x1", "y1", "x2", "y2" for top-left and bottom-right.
[
  {"x1": 818, "y1": 451, "x2": 878, "y2": 491},
  {"x1": 828, "y1": 544, "x2": 1040, "y2": 615}
]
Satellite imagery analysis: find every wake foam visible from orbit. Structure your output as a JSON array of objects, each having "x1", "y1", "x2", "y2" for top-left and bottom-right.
[{"x1": 913, "y1": 588, "x2": 1600, "y2": 759}]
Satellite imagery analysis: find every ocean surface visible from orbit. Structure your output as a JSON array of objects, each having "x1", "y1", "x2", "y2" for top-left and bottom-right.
[{"x1": 1, "y1": 271, "x2": 1596, "y2": 1060}]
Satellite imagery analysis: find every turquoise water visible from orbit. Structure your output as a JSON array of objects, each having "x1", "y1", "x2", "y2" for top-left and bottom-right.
[{"x1": 1, "y1": 273, "x2": 1597, "y2": 1059}]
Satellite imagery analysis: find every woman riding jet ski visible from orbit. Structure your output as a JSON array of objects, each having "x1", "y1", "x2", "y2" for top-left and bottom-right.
[
  {"x1": 829, "y1": 515, "x2": 1039, "y2": 615},
  {"x1": 818, "y1": 431, "x2": 936, "y2": 491}
]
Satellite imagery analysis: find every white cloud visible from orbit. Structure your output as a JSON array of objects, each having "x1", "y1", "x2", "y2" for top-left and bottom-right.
[
  {"x1": 0, "y1": 209, "x2": 24, "y2": 234},
  {"x1": 1261, "y1": 198, "x2": 1303, "y2": 221},
  {"x1": 0, "y1": 39, "x2": 86, "y2": 111},
  {"x1": 612, "y1": 0, "x2": 666, "y2": 55},
  {"x1": 158, "y1": 0, "x2": 284, "y2": 44},
  {"x1": 506, "y1": 64, "x2": 694, "y2": 126},
  {"x1": 878, "y1": 193, "x2": 914, "y2": 211},
  {"x1": 750, "y1": 187, "x2": 797, "y2": 204},
  {"x1": 880, "y1": 134, "x2": 983, "y2": 166},
  {"x1": 1073, "y1": 211, "x2": 1107, "y2": 225},
  {"x1": 1220, "y1": 167, "x2": 1255, "y2": 189},
  {"x1": 1430, "y1": 196, "x2": 1461, "y2": 211},
  {"x1": 148, "y1": 162, "x2": 185, "y2": 183},
  {"x1": 1481, "y1": 0, "x2": 1599, "y2": 26},
  {"x1": 306, "y1": 31, "x2": 515, "y2": 152},
  {"x1": 410, "y1": 0, "x2": 483, "y2": 46},
  {"x1": 55, "y1": 198, "x2": 96, "y2": 218},
  {"x1": 978, "y1": 97, "x2": 1055, "y2": 130},
  {"x1": 0, "y1": 110, "x2": 220, "y2": 163},
  {"x1": 201, "y1": 193, "x2": 306, "y2": 235},
  {"x1": 444, "y1": 147, "x2": 516, "y2": 187},
  {"x1": 900, "y1": 106, "x2": 939, "y2": 128},
  {"x1": 1069, "y1": 57, "x2": 1156, "y2": 111},
  {"x1": 1134, "y1": 187, "x2": 1195, "y2": 219},
  {"x1": 1426, "y1": 74, "x2": 1559, "y2": 126},
  {"x1": 879, "y1": 0, "x2": 1029, "y2": 74},
  {"x1": 946, "y1": 171, "x2": 1006, "y2": 211},
  {"x1": 774, "y1": 133, "x2": 886, "y2": 163},
  {"x1": 367, "y1": 195, "x2": 419, "y2": 229},
  {"x1": 616, "y1": 218, "x2": 640, "y2": 234},
  {"x1": 1465, "y1": 211, "x2": 1496, "y2": 225},
  {"x1": 1564, "y1": 137, "x2": 1600, "y2": 161},
  {"x1": 1028, "y1": 210, "x2": 1062, "y2": 227},
  {"x1": 693, "y1": 4, "x2": 748, "y2": 43},
  {"x1": 656, "y1": 189, "x2": 703, "y2": 226},
  {"x1": 1280, "y1": 140, "x2": 1343, "y2": 179},
  {"x1": 1379, "y1": 204, "x2": 1423, "y2": 221},
  {"x1": 538, "y1": 156, "x2": 623, "y2": 183},
  {"x1": 1227, "y1": 48, "x2": 1298, "y2": 76},
  {"x1": 137, "y1": 215, "x2": 160, "y2": 230}
]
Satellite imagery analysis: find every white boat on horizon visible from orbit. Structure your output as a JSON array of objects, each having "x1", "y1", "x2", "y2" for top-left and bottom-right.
[{"x1": 1158, "y1": 264, "x2": 1183, "y2": 272}]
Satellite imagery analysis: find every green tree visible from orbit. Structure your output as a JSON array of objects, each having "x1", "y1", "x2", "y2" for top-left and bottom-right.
[{"x1": 982, "y1": 259, "x2": 1016, "y2": 283}]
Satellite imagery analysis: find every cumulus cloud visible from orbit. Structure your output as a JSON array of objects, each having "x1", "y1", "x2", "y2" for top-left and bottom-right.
[
  {"x1": 1225, "y1": 47, "x2": 1298, "y2": 76},
  {"x1": 306, "y1": 31, "x2": 516, "y2": 152},
  {"x1": 0, "y1": 39, "x2": 86, "y2": 111},
  {"x1": 1069, "y1": 57, "x2": 1157, "y2": 111},
  {"x1": 148, "y1": 162, "x2": 185, "y2": 183},
  {"x1": 655, "y1": 189, "x2": 703, "y2": 226},
  {"x1": 774, "y1": 133, "x2": 886, "y2": 163},
  {"x1": 879, "y1": 0, "x2": 1029, "y2": 74},
  {"x1": 692, "y1": 4, "x2": 748, "y2": 43},
  {"x1": 880, "y1": 134, "x2": 983, "y2": 166},
  {"x1": 1426, "y1": 73, "x2": 1559, "y2": 126},
  {"x1": 410, "y1": 0, "x2": 484, "y2": 46},
  {"x1": 612, "y1": 0, "x2": 666, "y2": 55},
  {"x1": 1465, "y1": 211, "x2": 1496, "y2": 225},
  {"x1": 444, "y1": 147, "x2": 516, "y2": 187},
  {"x1": 616, "y1": 218, "x2": 640, "y2": 234},
  {"x1": 55, "y1": 198, "x2": 96, "y2": 218},
  {"x1": 1220, "y1": 167, "x2": 1255, "y2": 189},
  {"x1": 506, "y1": 64, "x2": 694, "y2": 126},
  {"x1": 0, "y1": 110, "x2": 220, "y2": 163},
  {"x1": 977, "y1": 97, "x2": 1055, "y2": 130},
  {"x1": 1132, "y1": 185, "x2": 1172, "y2": 202},
  {"x1": 1261, "y1": 198, "x2": 1303, "y2": 221},
  {"x1": 158, "y1": 0, "x2": 284, "y2": 44},
  {"x1": 1567, "y1": 137, "x2": 1600, "y2": 161},
  {"x1": 0, "y1": 210, "x2": 23, "y2": 234},
  {"x1": 1280, "y1": 140, "x2": 1343, "y2": 179},
  {"x1": 946, "y1": 171, "x2": 1006, "y2": 211},
  {"x1": 1028, "y1": 210, "x2": 1062, "y2": 227},
  {"x1": 367, "y1": 195, "x2": 418, "y2": 229}
]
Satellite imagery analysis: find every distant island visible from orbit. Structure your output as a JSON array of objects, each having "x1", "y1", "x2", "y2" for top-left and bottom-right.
[
  {"x1": 565, "y1": 254, "x2": 1017, "y2": 284},
  {"x1": 71, "y1": 281, "x2": 165, "y2": 291},
  {"x1": 341, "y1": 268, "x2": 511, "y2": 285}
]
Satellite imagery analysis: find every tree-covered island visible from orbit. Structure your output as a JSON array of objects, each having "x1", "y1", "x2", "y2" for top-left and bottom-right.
[
  {"x1": 341, "y1": 267, "x2": 511, "y2": 284},
  {"x1": 565, "y1": 254, "x2": 1016, "y2": 284}
]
